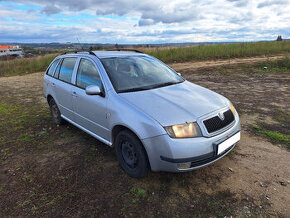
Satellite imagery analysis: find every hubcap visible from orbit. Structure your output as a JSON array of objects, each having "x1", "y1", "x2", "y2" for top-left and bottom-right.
[{"x1": 121, "y1": 140, "x2": 137, "y2": 168}]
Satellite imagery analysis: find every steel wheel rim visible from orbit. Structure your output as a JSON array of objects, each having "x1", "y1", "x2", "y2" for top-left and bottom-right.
[{"x1": 121, "y1": 140, "x2": 137, "y2": 168}]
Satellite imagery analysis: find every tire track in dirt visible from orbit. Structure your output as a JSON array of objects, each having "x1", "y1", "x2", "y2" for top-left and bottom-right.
[{"x1": 169, "y1": 55, "x2": 289, "y2": 71}]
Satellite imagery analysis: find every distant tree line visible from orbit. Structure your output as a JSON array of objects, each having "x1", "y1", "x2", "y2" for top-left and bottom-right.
[{"x1": 276, "y1": 35, "x2": 283, "y2": 41}]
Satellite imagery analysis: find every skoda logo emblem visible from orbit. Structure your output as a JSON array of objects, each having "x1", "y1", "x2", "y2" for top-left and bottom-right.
[{"x1": 218, "y1": 112, "x2": 225, "y2": 121}]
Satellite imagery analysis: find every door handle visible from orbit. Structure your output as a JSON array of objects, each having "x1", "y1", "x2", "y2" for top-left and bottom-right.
[{"x1": 51, "y1": 82, "x2": 56, "y2": 87}]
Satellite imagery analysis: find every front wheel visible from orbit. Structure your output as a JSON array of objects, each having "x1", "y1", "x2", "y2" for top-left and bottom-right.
[{"x1": 115, "y1": 130, "x2": 150, "y2": 178}]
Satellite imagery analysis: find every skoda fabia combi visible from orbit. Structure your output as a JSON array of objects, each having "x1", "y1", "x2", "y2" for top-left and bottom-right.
[{"x1": 43, "y1": 50, "x2": 241, "y2": 178}]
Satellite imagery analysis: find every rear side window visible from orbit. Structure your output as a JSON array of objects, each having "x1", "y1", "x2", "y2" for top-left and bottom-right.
[
  {"x1": 47, "y1": 59, "x2": 59, "y2": 76},
  {"x1": 76, "y1": 59, "x2": 102, "y2": 89},
  {"x1": 58, "y1": 58, "x2": 77, "y2": 83}
]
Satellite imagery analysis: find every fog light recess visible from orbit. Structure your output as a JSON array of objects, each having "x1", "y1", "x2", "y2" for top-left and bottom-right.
[{"x1": 177, "y1": 162, "x2": 191, "y2": 170}]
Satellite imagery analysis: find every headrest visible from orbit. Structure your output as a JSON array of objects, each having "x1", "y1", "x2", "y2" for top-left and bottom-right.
[{"x1": 117, "y1": 63, "x2": 130, "y2": 72}]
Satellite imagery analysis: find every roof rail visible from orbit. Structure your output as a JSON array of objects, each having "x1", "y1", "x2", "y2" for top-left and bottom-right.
[
  {"x1": 61, "y1": 50, "x2": 97, "y2": 56},
  {"x1": 105, "y1": 49, "x2": 143, "y2": 53}
]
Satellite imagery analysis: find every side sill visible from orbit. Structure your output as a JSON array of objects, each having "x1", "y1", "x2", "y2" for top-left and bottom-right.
[{"x1": 61, "y1": 115, "x2": 113, "y2": 146}]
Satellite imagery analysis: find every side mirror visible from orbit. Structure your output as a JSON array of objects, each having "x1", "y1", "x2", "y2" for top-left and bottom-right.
[
  {"x1": 85, "y1": 85, "x2": 101, "y2": 95},
  {"x1": 177, "y1": 72, "x2": 182, "y2": 76}
]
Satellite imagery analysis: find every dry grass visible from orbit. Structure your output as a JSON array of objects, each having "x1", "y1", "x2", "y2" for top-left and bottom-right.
[
  {"x1": 144, "y1": 41, "x2": 290, "y2": 63},
  {"x1": 0, "y1": 54, "x2": 57, "y2": 77},
  {"x1": 0, "y1": 41, "x2": 290, "y2": 77}
]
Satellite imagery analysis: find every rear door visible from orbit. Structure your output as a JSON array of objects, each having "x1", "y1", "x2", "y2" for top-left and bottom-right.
[
  {"x1": 71, "y1": 58, "x2": 110, "y2": 141},
  {"x1": 53, "y1": 57, "x2": 78, "y2": 121}
]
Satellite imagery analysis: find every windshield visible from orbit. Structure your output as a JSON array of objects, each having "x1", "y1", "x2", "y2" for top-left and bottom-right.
[{"x1": 101, "y1": 56, "x2": 184, "y2": 93}]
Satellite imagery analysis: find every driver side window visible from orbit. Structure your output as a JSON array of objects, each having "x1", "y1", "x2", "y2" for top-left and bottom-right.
[{"x1": 76, "y1": 59, "x2": 102, "y2": 89}]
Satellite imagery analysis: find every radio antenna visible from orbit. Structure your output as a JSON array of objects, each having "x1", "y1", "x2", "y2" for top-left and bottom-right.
[{"x1": 76, "y1": 37, "x2": 84, "y2": 50}]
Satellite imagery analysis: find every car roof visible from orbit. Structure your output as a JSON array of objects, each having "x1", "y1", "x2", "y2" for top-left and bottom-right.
[
  {"x1": 59, "y1": 51, "x2": 146, "y2": 59},
  {"x1": 92, "y1": 51, "x2": 145, "y2": 58}
]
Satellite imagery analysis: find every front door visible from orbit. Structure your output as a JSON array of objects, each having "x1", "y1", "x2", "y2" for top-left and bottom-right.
[{"x1": 72, "y1": 58, "x2": 110, "y2": 141}]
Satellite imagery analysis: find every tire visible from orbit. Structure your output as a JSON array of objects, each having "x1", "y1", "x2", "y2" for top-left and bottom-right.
[
  {"x1": 115, "y1": 130, "x2": 149, "y2": 178},
  {"x1": 48, "y1": 98, "x2": 66, "y2": 125}
]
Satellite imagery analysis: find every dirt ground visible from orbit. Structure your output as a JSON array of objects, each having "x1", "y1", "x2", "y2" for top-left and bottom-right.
[
  {"x1": 0, "y1": 56, "x2": 289, "y2": 217},
  {"x1": 169, "y1": 55, "x2": 287, "y2": 71}
]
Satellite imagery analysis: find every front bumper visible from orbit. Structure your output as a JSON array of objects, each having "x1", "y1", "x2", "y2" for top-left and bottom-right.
[{"x1": 142, "y1": 115, "x2": 241, "y2": 172}]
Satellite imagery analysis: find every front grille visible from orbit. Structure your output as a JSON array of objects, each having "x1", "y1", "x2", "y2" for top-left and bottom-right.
[{"x1": 203, "y1": 109, "x2": 234, "y2": 133}]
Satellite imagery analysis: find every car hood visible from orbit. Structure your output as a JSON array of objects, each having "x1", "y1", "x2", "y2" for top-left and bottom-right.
[{"x1": 119, "y1": 81, "x2": 229, "y2": 126}]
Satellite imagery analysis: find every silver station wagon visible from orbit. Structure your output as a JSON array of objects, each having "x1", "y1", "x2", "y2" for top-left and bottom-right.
[{"x1": 43, "y1": 50, "x2": 241, "y2": 178}]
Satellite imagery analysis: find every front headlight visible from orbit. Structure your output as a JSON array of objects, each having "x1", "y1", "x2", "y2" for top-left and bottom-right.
[{"x1": 164, "y1": 122, "x2": 202, "y2": 138}]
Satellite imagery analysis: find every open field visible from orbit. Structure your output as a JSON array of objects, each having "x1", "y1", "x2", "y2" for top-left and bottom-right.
[
  {"x1": 0, "y1": 56, "x2": 289, "y2": 217},
  {"x1": 0, "y1": 41, "x2": 289, "y2": 77},
  {"x1": 146, "y1": 41, "x2": 290, "y2": 63}
]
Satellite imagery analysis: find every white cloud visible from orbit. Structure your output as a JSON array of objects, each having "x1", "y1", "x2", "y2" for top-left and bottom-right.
[{"x1": 0, "y1": 0, "x2": 289, "y2": 43}]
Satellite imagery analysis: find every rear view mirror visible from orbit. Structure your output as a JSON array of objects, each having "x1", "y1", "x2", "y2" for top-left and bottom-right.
[{"x1": 85, "y1": 85, "x2": 101, "y2": 95}]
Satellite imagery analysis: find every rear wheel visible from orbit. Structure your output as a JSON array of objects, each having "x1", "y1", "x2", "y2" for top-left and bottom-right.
[
  {"x1": 48, "y1": 98, "x2": 65, "y2": 125},
  {"x1": 115, "y1": 130, "x2": 149, "y2": 178}
]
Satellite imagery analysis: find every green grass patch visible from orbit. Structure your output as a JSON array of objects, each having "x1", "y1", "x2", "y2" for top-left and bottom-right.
[
  {"x1": 258, "y1": 131, "x2": 290, "y2": 142},
  {"x1": 212, "y1": 57, "x2": 290, "y2": 75},
  {"x1": 131, "y1": 199, "x2": 138, "y2": 203},
  {"x1": 147, "y1": 41, "x2": 290, "y2": 63},
  {"x1": 252, "y1": 125, "x2": 290, "y2": 142},
  {"x1": 0, "y1": 102, "x2": 20, "y2": 129},
  {"x1": 128, "y1": 187, "x2": 147, "y2": 204},
  {"x1": 208, "y1": 201, "x2": 219, "y2": 206},
  {"x1": 0, "y1": 99, "x2": 57, "y2": 150},
  {"x1": 137, "y1": 188, "x2": 146, "y2": 197},
  {"x1": 0, "y1": 54, "x2": 57, "y2": 77},
  {"x1": 18, "y1": 133, "x2": 34, "y2": 143},
  {"x1": 18, "y1": 200, "x2": 32, "y2": 208},
  {"x1": 256, "y1": 57, "x2": 290, "y2": 73},
  {"x1": 130, "y1": 187, "x2": 147, "y2": 197},
  {"x1": 0, "y1": 102, "x2": 18, "y2": 115}
]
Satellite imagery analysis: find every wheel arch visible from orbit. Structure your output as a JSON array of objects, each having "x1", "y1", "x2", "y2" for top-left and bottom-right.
[
  {"x1": 112, "y1": 125, "x2": 140, "y2": 146},
  {"x1": 111, "y1": 124, "x2": 151, "y2": 169},
  {"x1": 47, "y1": 94, "x2": 53, "y2": 104}
]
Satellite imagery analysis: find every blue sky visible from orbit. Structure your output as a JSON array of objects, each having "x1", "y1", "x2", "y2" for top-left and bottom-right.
[{"x1": 0, "y1": 0, "x2": 289, "y2": 43}]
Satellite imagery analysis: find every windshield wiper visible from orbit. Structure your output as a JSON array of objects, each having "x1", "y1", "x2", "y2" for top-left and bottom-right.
[
  {"x1": 118, "y1": 80, "x2": 183, "y2": 93},
  {"x1": 118, "y1": 86, "x2": 152, "y2": 93},
  {"x1": 151, "y1": 81, "x2": 183, "y2": 89}
]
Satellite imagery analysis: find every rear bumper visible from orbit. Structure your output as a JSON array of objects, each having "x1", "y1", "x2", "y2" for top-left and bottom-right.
[{"x1": 142, "y1": 116, "x2": 241, "y2": 172}]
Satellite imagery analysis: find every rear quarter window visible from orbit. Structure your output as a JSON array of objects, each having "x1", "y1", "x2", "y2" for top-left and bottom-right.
[
  {"x1": 46, "y1": 59, "x2": 60, "y2": 76},
  {"x1": 53, "y1": 59, "x2": 62, "y2": 79}
]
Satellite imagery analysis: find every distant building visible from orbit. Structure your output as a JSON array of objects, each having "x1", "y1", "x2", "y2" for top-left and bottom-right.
[{"x1": 0, "y1": 45, "x2": 23, "y2": 57}]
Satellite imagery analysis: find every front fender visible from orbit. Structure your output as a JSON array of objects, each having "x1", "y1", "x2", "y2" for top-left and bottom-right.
[{"x1": 107, "y1": 91, "x2": 166, "y2": 142}]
